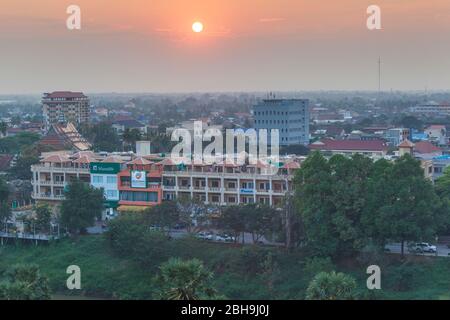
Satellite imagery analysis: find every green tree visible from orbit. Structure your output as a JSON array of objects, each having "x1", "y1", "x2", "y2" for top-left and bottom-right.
[
  {"x1": 294, "y1": 152, "x2": 338, "y2": 256},
  {"x1": 435, "y1": 166, "x2": 450, "y2": 199},
  {"x1": 105, "y1": 213, "x2": 169, "y2": 266},
  {"x1": 305, "y1": 271, "x2": 357, "y2": 300},
  {"x1": 217, "y1": 205, "x2": 246, "y2": 243},
  {"x1": 145, "y1": 201, "x2": 179, "y2": 235},
  {"x1": 0, "y1": 132, "x2": 40, "y2": 154},
  {"x1": 9, "y1": 154, "x2": 40, "y2": 180},
  {"x1": 0, "y1": 264, "x2": 51, "y2": 300},
  {"x1": 0, "y1": 177, "x2": 9, "y2": 202},
  {"x1": 0, "y1": 177, "x2": 11, "y2": 226},
  {"x1": 242, "y1": 204, "x2": 279, "y2": 243},
  {"x1": 122, "y1": 128, "x2": 142, "y2": 151},
  {"x1": 80, "y1": 122, "x2": 122, "y2": 152},
  {"x1": 0, "y1": 121, "x2": 7, "y2": 136},
  {"x1": 156, "y1": 258, "x2": 217, "y2": 300},
  {"x1": 177, "y1": 198, "x2": 211, "y2": 234},
  {"x1": 34, "y1": 203, "x2": 52, "y2": 233},
  {"x1": 396, "y1": 115, "x2": 423, "y2": 130},
  {"x1": 0, "y1": 201, "x2": 11, "y2": 226},
  {"x1": 328, "y1": 154, "x2": 373, "y2": 255},
  {"x1": 364, "y1": 155, "x2": 447, "y2": 255},
  {"x1": 60, "y1": 180, "x2": 104, "y2": 235}
]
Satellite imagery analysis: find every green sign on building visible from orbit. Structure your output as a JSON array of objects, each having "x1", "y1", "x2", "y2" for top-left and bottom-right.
[{"x1": 90, "y1": 162, "x2": 121, "y2": 174}]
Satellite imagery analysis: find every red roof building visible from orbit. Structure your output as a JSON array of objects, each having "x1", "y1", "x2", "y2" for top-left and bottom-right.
[{"x1": 309, "y1": 139, "x2": 388, "y2": 158}]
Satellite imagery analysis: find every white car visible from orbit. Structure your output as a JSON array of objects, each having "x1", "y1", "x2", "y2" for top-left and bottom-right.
[
  {"x1": 409, "y1": 242, "x2": 437, "y2": 253},
  {"x1": 215, "y1": 234, "x2": 235, "y2": 243},
  {"x1": 196, "y1": 232, "x2": 214, "y2": 241}
]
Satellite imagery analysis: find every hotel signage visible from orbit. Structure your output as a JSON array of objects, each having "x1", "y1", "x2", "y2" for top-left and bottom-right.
[{"x1": 131, "y1": 171, "x2": 147, "y2": 189}]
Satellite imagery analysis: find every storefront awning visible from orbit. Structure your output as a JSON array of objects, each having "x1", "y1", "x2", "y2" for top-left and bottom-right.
[{"x1": 117, "y1": 205, "x2": 148, "y2": 213}]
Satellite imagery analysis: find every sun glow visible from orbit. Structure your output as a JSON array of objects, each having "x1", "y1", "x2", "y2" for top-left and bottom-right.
[{"x1": 192, "y1": 21, "x2": 204, "y2": 33}]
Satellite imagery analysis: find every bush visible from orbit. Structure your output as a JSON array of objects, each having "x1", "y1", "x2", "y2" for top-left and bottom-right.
[{"x1": 303, "y1": 257, "x2": 335, "y2": 279}]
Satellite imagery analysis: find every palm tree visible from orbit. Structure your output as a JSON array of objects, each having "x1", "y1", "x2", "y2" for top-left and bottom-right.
[
  {"x1": 156, "y1": 258, "x2": 217, "y2": 300},
  {"x1": 306, "y1": 271, "x2": 357, "y2": 300},
  {"x1": 122, "y1": 128, "x2": 141, "y2": 151},
  {"x1": 0, "y1": 264, "x2": 51, "y2": 300}
]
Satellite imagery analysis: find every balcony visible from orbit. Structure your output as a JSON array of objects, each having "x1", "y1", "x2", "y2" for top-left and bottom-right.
[
  {"x1": 33, "y1": 193, "x2": 65, "y2": 201},
  {"x1": 32, "y1": 165, "x2": 90, "y2": 174}
]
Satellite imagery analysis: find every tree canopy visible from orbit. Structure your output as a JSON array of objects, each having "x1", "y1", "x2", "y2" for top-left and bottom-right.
[
  {"x1": 295, "y1": 152, "x2": 448, "y2": 257},
  {"x1": 60, "y1": 180, "x2": 104, "y2": 234}
]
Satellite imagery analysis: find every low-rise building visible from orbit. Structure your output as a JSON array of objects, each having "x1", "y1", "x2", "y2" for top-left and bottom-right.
[
  {"x1": 117, "y1": 157, "x2": 163, "y2": 212},
  {"x1": 424, "y1": 125, "x2": 447, "y2": 146},
  {"x1": 90, "y1": 156, "x2": 124, "y2": 218},
  {"x1": 161, "y1": 158, "x2": 300, "y2": 207},
  {"x1": 384, "y1": 128, "x2": 410, "y2": 146},
  {"x1": 112, "y1": 117, "x2": 148, "y2": 135},
  {"x1": 309, "y1": 139, "x2": 389, "y2": 159},
  {"x1": 31, "y1": 151, "x2": 94, "y2": 204}
]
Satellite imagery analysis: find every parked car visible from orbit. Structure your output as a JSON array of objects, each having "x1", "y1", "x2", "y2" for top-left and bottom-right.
[
  {"x1": 196, "y1": 232, "x2": 214, "y2": 241},
  {"x1": 408, "y1": 242, "x2": 437, "y2": 253},
  {"x1": 215, "y1": 233, "x2": 235, "y2": 243}
]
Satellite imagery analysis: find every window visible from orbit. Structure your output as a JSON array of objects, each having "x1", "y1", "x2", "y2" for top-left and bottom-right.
[
  {"x1": 120, "y1": 191, "x2": 158, "y2": 202},
  {"x1": 242, "y1": 182, "x2": 254, "y2": 189},
  {"x1": 106, "y1": 190, "x2": 118, "y2": 198},
  {"x1": 107, "y1": 176, "x2": 117, "y2": 184},
  {"x1": 93, "y1": 176, "x2": 103, "y2": 184}
]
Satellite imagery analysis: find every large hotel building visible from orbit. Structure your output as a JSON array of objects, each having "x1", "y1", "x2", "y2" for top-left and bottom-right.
[
  {"x1": 42, "y1": 91, "x2": 90, "y2": 130},
  {"x1": 31, "y1": 150, "x2": 302, "y2": 214}
]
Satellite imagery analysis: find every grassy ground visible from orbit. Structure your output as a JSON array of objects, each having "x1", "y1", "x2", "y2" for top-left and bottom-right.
[{"x1": 0, "y1": 235, "x2": 449, "y2": 300}]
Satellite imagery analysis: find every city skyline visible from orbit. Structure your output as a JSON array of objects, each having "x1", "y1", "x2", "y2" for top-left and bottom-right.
[{"x1": 1, "y1": 0, "x2": 450, "y2": 94}]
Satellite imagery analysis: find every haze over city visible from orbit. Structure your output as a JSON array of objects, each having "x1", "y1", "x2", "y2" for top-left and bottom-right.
[{"x1": 1, "y1": 0, "x2": 450, "y2": 94}]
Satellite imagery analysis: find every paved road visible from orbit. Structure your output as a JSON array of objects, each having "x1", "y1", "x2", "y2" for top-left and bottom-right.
[
  {"x1": 170, "y1": 229, "x2": 283, "y2": 246},
  {"x1": 386, "y1": 243, "x2": 450, "y2": 257}
]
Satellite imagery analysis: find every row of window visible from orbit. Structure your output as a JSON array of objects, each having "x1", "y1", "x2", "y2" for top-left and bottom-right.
[
  {"x1": 164, "y1": 194, "x2": 272, "y2": 205},
  {"x1": 254, "y1": 110, "x2": 306, "y2": 116},
  {"x1": 120, "y1": 191, "x2": 159, "y2": 202},
  {"x1": 255, "y1": 119, "x2": 306, "y2": 125},
  {"x1": 92, "y1": 176, "x2": 117, "y2": 184}
]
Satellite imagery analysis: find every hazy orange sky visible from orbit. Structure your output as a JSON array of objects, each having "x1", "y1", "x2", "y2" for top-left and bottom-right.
[{"x1": 1, "y1": 0, "x2": 450, "y2": 93}]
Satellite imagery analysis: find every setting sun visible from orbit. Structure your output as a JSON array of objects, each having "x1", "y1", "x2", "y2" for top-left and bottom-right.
[{"x1": 192, "y1": 21, "x2": 204, "y2": 33}]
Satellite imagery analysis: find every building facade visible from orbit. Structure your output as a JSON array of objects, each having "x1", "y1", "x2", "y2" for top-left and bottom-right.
[
  {"x1": 90, "y1": 158, "x2": 123, "y2": 218},
  {"x1": 31, "y1": 150, "x2": 302, "y2": 214},
  {"x1": 309, "y1": 139, "x2": 389, "y2": 159},
  {"x1": 253, "y1": 99, "x2": 310, "y2": 146},
  {"x1": 117, "y1": 158, "x2": 163, "y2": 212},
  {"x1": 42, "y1": 91, "x2": 90, "y2": 130},
  {"x1": 31, "y1": 152, "x2": 92, "y2": 203},
  {"x1": 161, "y1": 158, "x2": 299, "y2": 207},
  {"x1": 410, "y1": 103, "x2": 450, "y2": 116}
]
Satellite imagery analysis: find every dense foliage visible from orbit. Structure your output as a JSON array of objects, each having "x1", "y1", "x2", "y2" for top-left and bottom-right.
[
  {"x1": 60, "y1": 180, "x2": 104, "y2": 234},
  {"x1": 294, "y1": 152, "x2": 449, "y2": 257}
]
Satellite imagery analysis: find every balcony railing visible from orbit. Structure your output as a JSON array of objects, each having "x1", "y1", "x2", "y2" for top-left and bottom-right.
[
  {"x1": 163, "y1": 170, "x2": 291, "y2": 179},
  {"x1": 32, "y1": 165, "x2": 90, "y2": 173}
]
